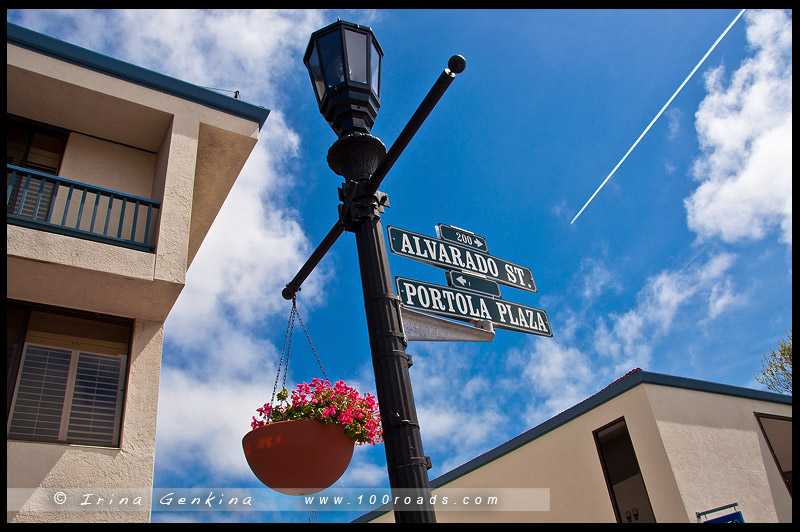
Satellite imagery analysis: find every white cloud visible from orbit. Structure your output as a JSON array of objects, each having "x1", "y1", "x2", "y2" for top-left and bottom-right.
[
  {"x1": 402, "y1": 344, "x2": 512, "y2": 474},
  {"x1": 154, "y1": 369, "x2": 276, "y2": 483},
  {"x1": 509, "y1": 338, "x2": 597, "y2": 427},
  {"x1": 594, "y1": 310, "x2": 651, "y2": 376},
  {"x1": 338, "y1": 458, "x2": 386, "y2": 488},
  {"x1": 578, "y1": 256, "x2": 621, "y2": 300},
  {"x1": 593, "y1": 252, "x2": 739, "y2": 375},
  {"x1": 22, "y1": 10, "x2": 331, "y2": 107},
  {"x1": 666, "y1": 107, "x2": 682, "y2": 140},
  {"x1": 510, "y1": 252, "x2": 743, "y2": 419},
  {"x1": 707, "y1": 277, "x2": 745, "y2": 320},
  {"x1": 506, "y1": 249, "x2": 742, "y2": 431},
  {"x1": 520, "y1": 10, "x2": 789, "y2": 437},
  {"x1": 11, "y1": 10, "x2": 336, "y2": 340},
  {"x1": 163, "y1": 121, "x2": 331, "y2": 351},
  {"x1": 686, "y1": 9, "x2": 792, "y2": 246}
]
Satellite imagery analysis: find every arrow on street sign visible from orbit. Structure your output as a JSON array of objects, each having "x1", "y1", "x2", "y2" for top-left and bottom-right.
[
  {"x1": 446, "y1": 270, "x2": 501, "y2": 298},
  {"x1": 387, "y1": 226, "x2": 537, "y2": 293},
  {"x1": 436, "y1": 223, "x2": 488, "y2": 252},
  {"x1": 396, "y1": 277, "x2": 552, "y2": 337}
]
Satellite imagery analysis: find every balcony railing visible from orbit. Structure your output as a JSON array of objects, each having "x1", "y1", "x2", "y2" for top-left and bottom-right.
[{"x1": 7, "y1": 164, "x2": 160, "y2": 252}]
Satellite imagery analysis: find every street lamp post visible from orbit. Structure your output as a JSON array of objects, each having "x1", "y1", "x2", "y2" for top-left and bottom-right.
[{"x1": 289, "y1": 20, "x2": 465, "y2": 523}]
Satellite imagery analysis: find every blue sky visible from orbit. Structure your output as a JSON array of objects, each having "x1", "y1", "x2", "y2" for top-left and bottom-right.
[{"x1": 7, "y1": 9, "x2": 792, "y2": 523}]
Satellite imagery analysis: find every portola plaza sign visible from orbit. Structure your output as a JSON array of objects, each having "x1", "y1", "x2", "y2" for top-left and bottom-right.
[{"x1": 388, "y1": 224, "x2": 552, "y2": 338}]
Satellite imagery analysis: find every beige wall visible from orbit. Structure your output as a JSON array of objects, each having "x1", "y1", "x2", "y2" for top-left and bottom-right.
[
  {"x1": 60, "y1": 133, "x2": 157, "y2": 199},
  {"x1": 373, "y1": 386, "x2": 666, "y2": 523},
  {"x1": 646, "y1": 385, "x2": 792, "y2": 523},
  {"x1": 7, "y1": 43, "x2": 259, "y2": 152},
  {"x1": 7, "y1": 40, "x2": 259, "y2": 322},
  {"x1": 7, "y1": 37, "x2": 262, "y2": 523},
  {"x1": 7, "y1": 320, "x2": 164, "y2": 523},
  {"x1": 370, "y1": 384, "x2": 791, "y2": 523}
]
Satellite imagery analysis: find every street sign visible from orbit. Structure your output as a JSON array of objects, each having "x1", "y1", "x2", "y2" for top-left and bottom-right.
[
  {"x1": 446, "y1": 270, "x2": 501, "y2": 298},
  {"x1": 705, "y1": 512, "x2": 744, "y2": 523},
  {"x1": 396, "y1": 277, "x2": 552, "y2": 337},
  {"x1": 387, "y1": 226, "x2": 537, "y2": 293},
  {"x1": 436, "y1": 224, "x2": 488, "y2": 252}
]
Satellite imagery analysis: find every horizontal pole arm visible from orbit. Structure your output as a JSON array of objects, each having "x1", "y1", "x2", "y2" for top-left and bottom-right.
[
  {"x1": 282, "y1": 220, "x2": 345, "y2": 300},
  {"x1": 365, "y1": 58, "x2": 465, "y2": 194},
  {"x1": 281, "y1": 56, "x2": 466, "y2": 300}
]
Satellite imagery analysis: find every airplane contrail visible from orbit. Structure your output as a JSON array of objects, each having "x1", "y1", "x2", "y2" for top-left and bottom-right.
[{"x1": 570, "y1": 9, "x2": 747, "y2": 225}]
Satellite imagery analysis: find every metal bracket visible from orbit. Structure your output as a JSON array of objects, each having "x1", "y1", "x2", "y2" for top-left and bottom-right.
[
  {"x1": 339, "y1": 181, "x2": 390, "y2": 230},
  {"x1": 392, "y1": 456, "x2": 431, "y2": 472},
  {"x1": 387, "y1": 412, "x2": 420, "y2": 431},
  {"x1": 400, "y1": 307, "x2": 495, "y2": 342},
  {"x1": 696, "y1": 502, "x2": 739, "y2": 520}
]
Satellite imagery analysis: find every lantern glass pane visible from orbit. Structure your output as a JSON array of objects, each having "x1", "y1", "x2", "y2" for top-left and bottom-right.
[
  {"x1": 306, "y1": 43, "x2": 326, "y2": 103},
  {"x1": 370, "y1": 40, "x2": 381, "y2": 97},
  {"x1": 344, "y1": 29, "x2": 368, "y2": 83},
  {"x1": 318, "y1": 30, "x2": 345, "y2": 87}
]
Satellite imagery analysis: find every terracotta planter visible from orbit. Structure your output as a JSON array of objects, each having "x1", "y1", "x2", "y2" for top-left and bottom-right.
[{"x1": 242, "y1": 419, "x2": 355, "y2": 496}]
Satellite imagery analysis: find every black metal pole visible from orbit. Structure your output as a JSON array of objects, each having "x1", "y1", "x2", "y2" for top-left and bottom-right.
[
  {"x1": 282, "y1": 56, "x2": 466, "y2": 522},
  {"x1": 328, "y1": 132, "x2": 435, "y2": 523},
  {"x1": 354, "y1": 210, "x2": 435, "y2": 522}
]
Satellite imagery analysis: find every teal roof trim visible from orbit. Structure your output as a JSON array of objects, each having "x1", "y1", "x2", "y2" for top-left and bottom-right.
[
  {"x1": 353, "y1": 369, "x2": 791, "y2": 522},
  {"x1": 7, "y1": 22, "x2": 270, "y2": 130}
]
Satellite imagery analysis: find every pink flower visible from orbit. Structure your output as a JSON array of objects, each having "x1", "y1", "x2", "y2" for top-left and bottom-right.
[{"x1": 250, "y1": 379, "x2": 382, "y2": 445}]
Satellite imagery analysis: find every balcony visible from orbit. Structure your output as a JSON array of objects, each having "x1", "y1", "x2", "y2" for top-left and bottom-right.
[{"x1": 7, "y1": 164, "x2": 160, "y2": 252}]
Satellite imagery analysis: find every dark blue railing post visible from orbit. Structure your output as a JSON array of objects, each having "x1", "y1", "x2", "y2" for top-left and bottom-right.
[
  {"x1": 6, "y1": 164, "x2": 161, "y2": 252},
  {"x1": 61, "y1": 185, "x2": 74, "y2": 227},
  {"x1": 7, "y1": 167, "x2": 18, "y2": 206}
]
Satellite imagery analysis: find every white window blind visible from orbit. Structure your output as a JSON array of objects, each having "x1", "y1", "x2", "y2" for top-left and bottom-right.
[
  {"x1": 67, "y1": 352, "x2": 126, "y2": 445},
  {"x1": 7, "y1": 343, "x2": 126, "y2": 447},
  {"x1": 7, "y1": 345, "x2": 71, "y2": 441}
]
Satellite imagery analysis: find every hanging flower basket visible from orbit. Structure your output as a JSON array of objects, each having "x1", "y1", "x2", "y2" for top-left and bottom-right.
[
  {"x1": 244, "y1": 378, "x2": 382, "y2": 495},
  {"x1": 242, "y1": 418, "x2": 355, "y2": 496}
]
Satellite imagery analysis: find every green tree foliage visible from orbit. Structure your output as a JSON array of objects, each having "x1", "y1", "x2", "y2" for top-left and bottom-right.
[{"x1": 755, "y1": 330, "x2": 792, "y2": 394}]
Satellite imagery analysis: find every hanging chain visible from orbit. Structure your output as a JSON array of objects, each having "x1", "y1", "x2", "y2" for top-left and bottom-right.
[
  {"x1": 281, "y1": 310, "x2": 295, "y2": 392},
  {"x1": 270, "y1": 297, "x2": 328, "y2": 405},
  {"x1": 271, "y1": 300, "x2": 296, "y2": 404},
  {"x1": 294, "y1": 302, "x2": 329, "y2": 383}
]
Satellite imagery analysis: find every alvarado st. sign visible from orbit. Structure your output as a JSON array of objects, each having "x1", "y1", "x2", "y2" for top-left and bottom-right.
[
  {"x1": 396, "y1": 277, "x2": 552, "y2": 337},
  {"x1": 387, "y1": 226, "x2": 536, "y2": 293}
]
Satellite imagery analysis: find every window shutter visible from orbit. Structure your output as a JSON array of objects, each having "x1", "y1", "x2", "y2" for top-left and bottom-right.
[
  {"x1": 66, "y1": 352, "x2": 127, "y2": 447},
  {"x1": 7, "y1": 345, "x2": 72, "y2": 441},
  {"x1": 7, "y1": 344, "x2": 126, "y2": 447}
]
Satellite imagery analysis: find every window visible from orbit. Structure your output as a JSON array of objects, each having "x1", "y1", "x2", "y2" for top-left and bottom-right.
[
  {"x1": 756, "y1": 413, "x2": 792, "y2": 496},
  {"x1": 594, "y1": 418, "x2": 656, "y2": 523},
  {"x1": 6, "y1": 115, "x2": 69, "y2": 220},
  {"x1": 6, "y1": 302, "x2": 131, "y2": 447}
]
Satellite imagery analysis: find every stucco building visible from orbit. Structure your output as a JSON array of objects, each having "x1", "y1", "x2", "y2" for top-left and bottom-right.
[
  {"x1": 7, "y1": 22, "x2": 270, "y2": 522},
  {"x1": 360, "y1": 369, "x2": 791, "y2": 523}
]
